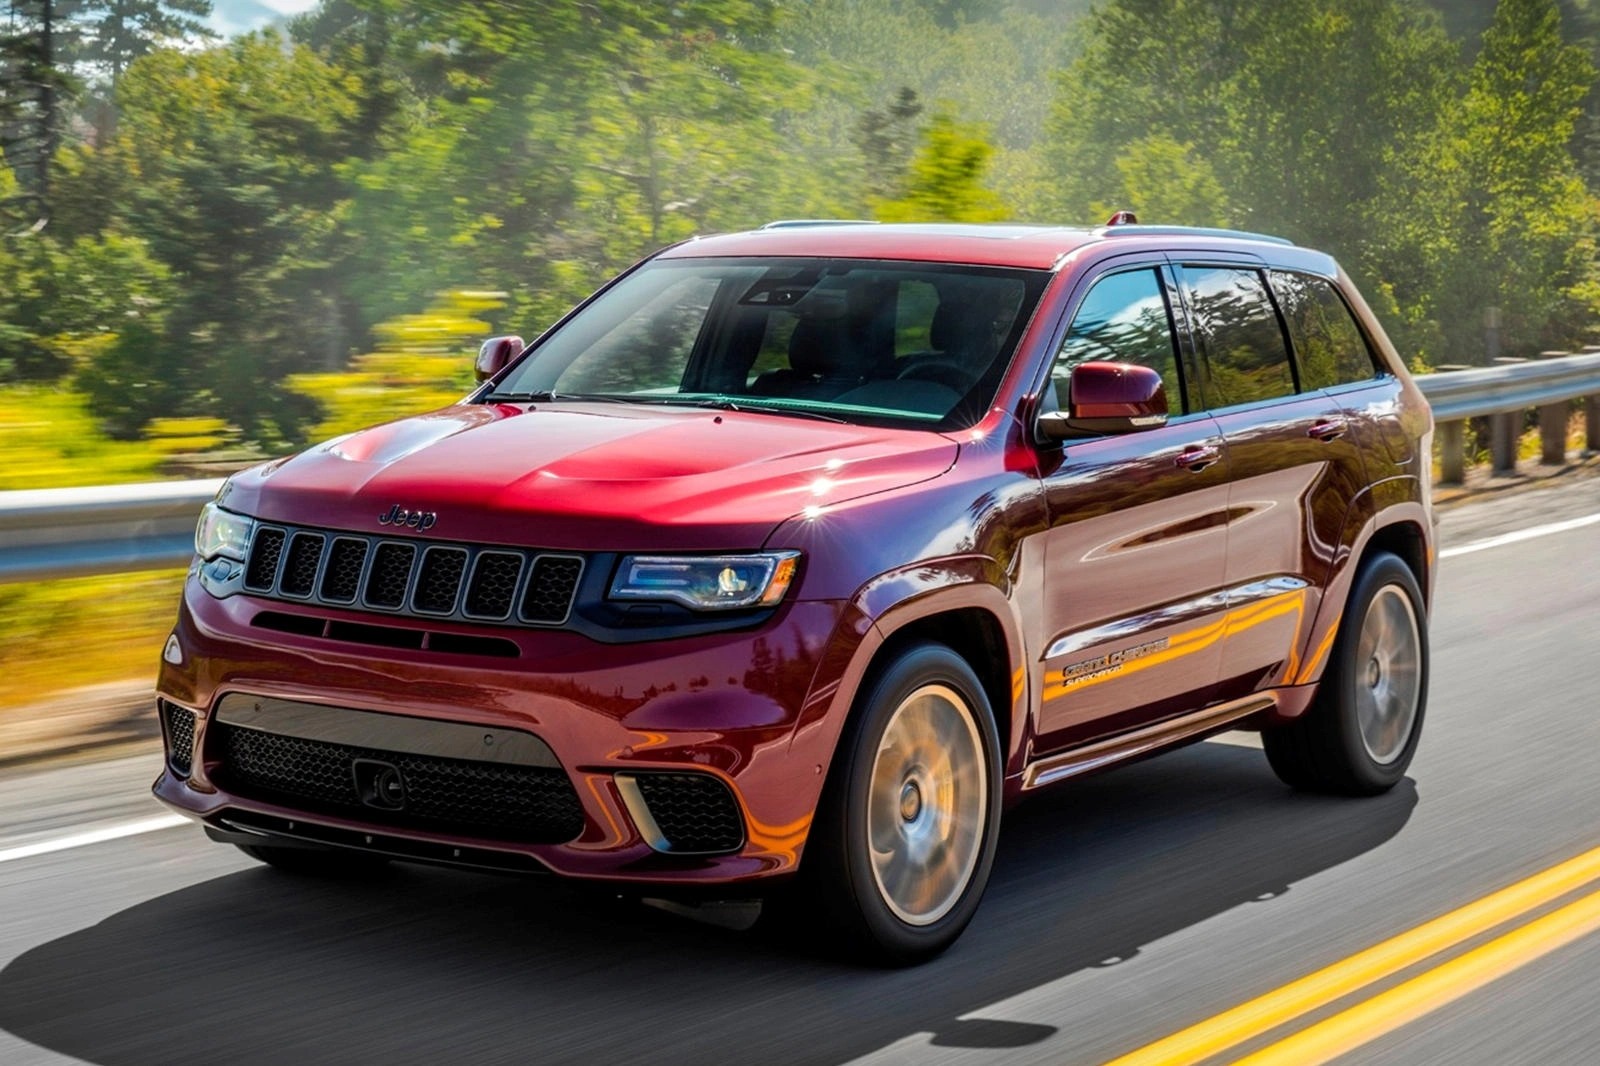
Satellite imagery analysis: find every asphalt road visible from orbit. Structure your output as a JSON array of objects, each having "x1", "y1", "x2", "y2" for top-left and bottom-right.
[{"x1": 2, "y1": 477, "x2": 1599, "y2": 1066}]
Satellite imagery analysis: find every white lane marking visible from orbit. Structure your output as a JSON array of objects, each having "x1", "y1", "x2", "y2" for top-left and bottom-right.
[
  {"x1": 0, "y1": 814, "x2": 189, "y2": 864},
  {"x1": 1440, "y1": 512, "x2": 1600, "y2": 559}
]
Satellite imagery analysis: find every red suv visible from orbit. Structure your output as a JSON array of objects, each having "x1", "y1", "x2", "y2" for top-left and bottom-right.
[{"x1": 157, "y1": 220, "x2": 1433, "y2": 962}]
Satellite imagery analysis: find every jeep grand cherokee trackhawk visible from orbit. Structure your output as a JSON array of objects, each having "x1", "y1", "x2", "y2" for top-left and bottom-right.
[{"x1": 156, "y1": 219, "x2": 1433, "y2": 963}]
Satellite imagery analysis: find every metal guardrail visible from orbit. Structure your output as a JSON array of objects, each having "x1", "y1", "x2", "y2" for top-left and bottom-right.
[
  {"x1": 2, "y1": 354, "x2": 1599, "y2": 584},
  {"x1": 0, "y1": 478, "x2": 222, "y2": 584},
  {"x1": 1416, "y1": 351, "x2": 1600, "y2": 421},
  {"x1": 1416, "y1": 352, "x2": 1600, "y2": 483}
]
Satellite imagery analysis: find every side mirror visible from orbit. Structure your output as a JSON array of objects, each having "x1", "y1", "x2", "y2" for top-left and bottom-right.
[
  {"x1": 475, "y1": 335, "x2": 525, "y2": 383},
  {"x1": 1038, "y1": 361, "x2": 1169, "y2": 441}
]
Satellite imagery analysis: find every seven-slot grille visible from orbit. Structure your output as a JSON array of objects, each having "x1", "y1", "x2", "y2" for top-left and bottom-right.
[{"x1": 242, "y1": 523, "x2": 583, "y2": 627}]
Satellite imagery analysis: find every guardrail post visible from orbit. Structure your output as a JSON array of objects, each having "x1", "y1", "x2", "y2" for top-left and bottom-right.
[
  {"x1": 1490, "y1": 412, "x2": 1519, "y2": 475},
  {"x1": 1539, "y1": 401, "x2": 1568, "y2": 465},
  {"x1": 1488, "y1": 354, "x2": 1526, "y2": 475},
  {"x1": 1587, "y1": 394, "x2": 1600, "y2": 456},
  {"x1": 1439, "y1": 420, "x2": 1466, "y2": 484}
]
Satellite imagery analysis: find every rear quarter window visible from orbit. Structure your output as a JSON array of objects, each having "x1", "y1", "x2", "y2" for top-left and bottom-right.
[{"x1": 1269, "y1": 271, "x2": 1380, "y2": 389}]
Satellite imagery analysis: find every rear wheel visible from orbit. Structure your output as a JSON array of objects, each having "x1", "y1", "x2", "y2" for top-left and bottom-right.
[
  {"x1": 235, "y1": 843, "x2": 391, "y2": 877},
  {"x1": 795, "y1": 642, "x2": 1002, "y2": 964},
  {"x1": 1264, "y1": 551, "x2": 1428, "y2": 794}
]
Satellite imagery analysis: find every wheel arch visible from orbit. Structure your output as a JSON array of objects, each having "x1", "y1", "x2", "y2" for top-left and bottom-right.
[
  {"x1": 1360, "y1": 517, "x2": 1432, "y2": 606},
  {"x1": 786, "y1": 568, "x2": 1028, "y2": 800},
  {"x1": 1287, "y1": 484, "x2": 1433, "y2": 695},
  {"x1": 869, "y1": 606, "x2": 1018, "y2": 775}
]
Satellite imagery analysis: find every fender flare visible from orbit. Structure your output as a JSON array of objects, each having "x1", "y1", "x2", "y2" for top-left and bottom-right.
[
  {"x1": 1290, "y1": 479, "x2": 1432, "y2": 692},
  {"x1": 784, "y1": 557, "x2": 1029, "y2": 787}
]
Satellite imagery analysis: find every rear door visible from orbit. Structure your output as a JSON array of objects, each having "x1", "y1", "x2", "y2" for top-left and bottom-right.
[
  {"x1": 1268, "y1": 269, "x2": 1410, "y2": 476},
  {"x1": 1175, "y1": 263, "x2": 1370, "y2": 703}
]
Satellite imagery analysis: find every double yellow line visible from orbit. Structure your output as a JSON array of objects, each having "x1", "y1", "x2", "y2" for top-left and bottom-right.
[{"x1": 1104, "y1": 843, "x2": 1600, "y2": 1066}]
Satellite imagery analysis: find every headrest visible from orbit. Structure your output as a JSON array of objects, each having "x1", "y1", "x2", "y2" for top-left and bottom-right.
[
  {"x1": 788, "y1": 314, "x2": 859, "y2": 378},
  {"x1": 929, "y1": 299, "x2": 996, "y2": 360}
]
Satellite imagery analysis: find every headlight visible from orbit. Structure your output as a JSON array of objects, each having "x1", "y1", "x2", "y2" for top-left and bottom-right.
[
  {"x1": 194, "y1": 502, "x2": 255, "y2": 563},
  {"x1": 609, "y1": 551, "x2": 801, "y2": 610}
]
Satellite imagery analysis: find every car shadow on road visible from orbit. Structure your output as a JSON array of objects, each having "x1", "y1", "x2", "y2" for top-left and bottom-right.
[{"x1": 0, "y1": 742, "x2": 1415, "y2": 1066}]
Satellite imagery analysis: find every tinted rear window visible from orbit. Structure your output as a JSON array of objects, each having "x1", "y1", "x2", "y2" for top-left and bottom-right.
[{"x1": 1270, "y1": 271, "x2": 1380, "y2": 389}]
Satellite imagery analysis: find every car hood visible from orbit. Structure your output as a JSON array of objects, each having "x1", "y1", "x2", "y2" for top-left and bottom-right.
[{"x1": 222, "y1": 402, "x2": 959, "y2": 551}]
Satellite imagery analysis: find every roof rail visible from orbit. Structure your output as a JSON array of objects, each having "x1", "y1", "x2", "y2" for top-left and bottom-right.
[
  {"x1": 1095, "y1": 224, "x2": 1294, "y2": 246},
  {"x1": 760, "y1": 219, "x2": 880, "y2": 230}
]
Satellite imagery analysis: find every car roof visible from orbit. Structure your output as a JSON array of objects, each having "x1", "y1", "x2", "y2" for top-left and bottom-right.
[{"x1": 655, "y1": 222, "x2": 1329, "y2": 273}]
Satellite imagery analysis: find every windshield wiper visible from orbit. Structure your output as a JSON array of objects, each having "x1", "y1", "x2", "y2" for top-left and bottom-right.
[
  {"x1": 667, "y1": 397, "x2": 850, "y2": 423},
  {"x1": 482, "y1": 389, "x2": 561, "y2": 403},
  {"x1": 482, "y1": 390, "x2": 655, "y2": 405},
  {"x1": 483, "y1": 390, "x2": 850, "y2": 423}
]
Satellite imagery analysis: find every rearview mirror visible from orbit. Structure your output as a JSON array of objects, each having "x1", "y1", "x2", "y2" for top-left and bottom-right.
[
  {"x1": 475, "y1": 335, "x2": 525, "y2": 382},
  {"x1": 1037, "y1": 361, "x2": 1169, "y2": 441}
]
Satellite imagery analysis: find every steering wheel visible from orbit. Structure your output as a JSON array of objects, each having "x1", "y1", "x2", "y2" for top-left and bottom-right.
[{"x1": 895, "y1": 359, "x2": 973, "y2": 392}]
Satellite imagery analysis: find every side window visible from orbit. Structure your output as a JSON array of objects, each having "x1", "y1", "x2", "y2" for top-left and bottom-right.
[
  {"x1": 1053, "y1": 268, "x2": 1184, "y2": 414},
  {"x1": 1181, "y1": 266, "x2": 1295, "y2": 407},
  {"x1": 1269, "y1": 271, "x2": 1380, "y2": 390}
]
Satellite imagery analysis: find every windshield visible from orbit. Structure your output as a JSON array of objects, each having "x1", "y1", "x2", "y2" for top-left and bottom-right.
[{"x1": 485, "y1": 257, "x2": 1050, "y2": 429}]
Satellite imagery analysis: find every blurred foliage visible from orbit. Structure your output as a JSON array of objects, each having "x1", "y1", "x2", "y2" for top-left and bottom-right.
[
  {"x1": 1042, "y1": 0, "x2": 1599, "y2": 365},
  {"x1": 874, "y1": 110, "x2": 1008, "y2": 222},
  {"x1": 0, "y1": 385, "x2": 172, "y2": 488},
  {"x1": 1379, "y1": 0, "x2": 1600, "y2": 364},
  {"x1": 288, "y1": 289, "x2": 489, "y2": 440}
]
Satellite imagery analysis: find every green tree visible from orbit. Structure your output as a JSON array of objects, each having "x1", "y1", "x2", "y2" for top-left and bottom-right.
[
  {"x1": 1094, "y1": 134, "x2": 1228, "y2": 226},
  {"x1": 1044, "y1": 0, "x2": 1456, "y2": 247},
  {"x1": 77, "y1": 0, "x2": 211, "y2": 83},
  {"x1": 0, "y1": 227, "x2": 169, "y2": 378},
  {"x1": 873, "y1": 110, "x2": 1008, "y2": 222},
  {"x1": 0, "y1": 0, "x2": 78, "y2": 222},
  {"x1": 74, "y1": 0, "x2": 214, "y2": 140},
  {"x1": 101, "y1": 31, "x2": 362, "y2": 437},
  {"x1": 1384, "y1": 0, "x2": 1599, "y2": 360},
  {"x1": 339, "y1": 0, "x2": 820, "y2": 333},
  {"x1": 856, "y1": 87, "x2": 923, "y2": 202}
]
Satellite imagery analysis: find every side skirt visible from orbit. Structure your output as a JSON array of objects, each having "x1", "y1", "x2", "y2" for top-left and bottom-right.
[{"x1": 1021, "y1": 692, "x2": 1276, "y2": 790}]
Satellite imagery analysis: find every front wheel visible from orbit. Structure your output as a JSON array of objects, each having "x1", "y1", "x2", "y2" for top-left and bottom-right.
[
  {"x1": 798, "y1": 642, "x2": 1002, "y2": 964},
  {"x1": 1264, "y1": 551, "x2": 1428, "y2": 795}
]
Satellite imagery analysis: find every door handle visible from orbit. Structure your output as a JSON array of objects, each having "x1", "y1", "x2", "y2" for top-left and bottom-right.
[
  {"x1": 1308, "y1": 418, "x2": 1347, "y2": 442},
  {"x1": 1175, "y1": 444, "x2": 1220, "y2": 472}
]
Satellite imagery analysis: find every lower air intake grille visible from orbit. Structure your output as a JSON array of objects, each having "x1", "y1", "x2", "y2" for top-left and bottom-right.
[
  {"x1": 212, "y1": 724, "x2": 585, "y2": 844},
  {"x1": 161, "y1": 701, "x2": 195, "y2": 776},
  {"x1": 632, "y1": 773, "x2": 745, "y2": 854}
]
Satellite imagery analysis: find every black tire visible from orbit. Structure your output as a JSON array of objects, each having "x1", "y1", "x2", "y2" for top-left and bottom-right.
[
  {"x1": 793, "y1": 642, "x2": 1002, "y2": 965},
  {"x1": 235, "y1": 842, "x2": 391, "y2": 877},
  {"x1": 1264, "y1": 551, "x2": 1428, "y2": 795}
]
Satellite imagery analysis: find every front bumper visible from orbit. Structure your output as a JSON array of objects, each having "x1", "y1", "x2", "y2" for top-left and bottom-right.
[{"x1": 156, "y1": 573, "x2": 853, "y2": 885}]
